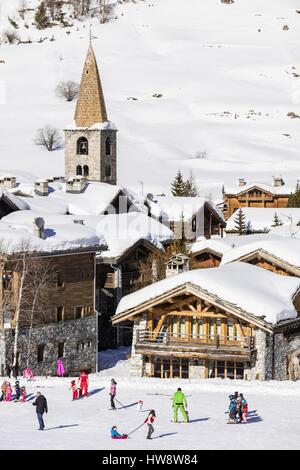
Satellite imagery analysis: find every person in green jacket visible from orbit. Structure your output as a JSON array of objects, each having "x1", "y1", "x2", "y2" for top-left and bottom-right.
[{"x1": 172, "y1": 387, "x2": 188, "y2": 423}]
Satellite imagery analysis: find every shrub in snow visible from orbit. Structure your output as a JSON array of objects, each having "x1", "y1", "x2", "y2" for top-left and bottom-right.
[
  {"x1": 35, "y1": 1, "x2": 50, "y2": 29},
  {"x1": 8, "y1": 17, "x2": 19, "y2": 30},
  {"x1": 221, "y1": 0, "x2": 234, "y2": 3},
  {"x1": 34, "y1": 125, "x2": 63, "y2": 151},
  {"x1": 55, "y1": 80, "x2": 79, "y2": 102},
  {"x1": 3, "y1": 30, "x2": 20, "y2": 44},
  {"x1": 283, "y1": 25, "x2": 289, "y2": 31}
]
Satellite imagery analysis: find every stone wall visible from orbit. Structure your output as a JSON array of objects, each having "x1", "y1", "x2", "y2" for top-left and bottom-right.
[
  {"x1": 3, "y1": 315, "x2": 97, "y2": 376},
  {"x1": 0, "y1": 329, "x2": 5, "y2": 376},
  {"x1": 189, "y1": 359, "x2": 206, "y2": 379},
  {"x1": 130, "y1": 315, "x2": 147, "y2": 377},
  {"x1": 273, "y1": 332, "x2": 287, "y2": 380},
  {"x1": 245, "y1": 328, "x2": 273, "y2": 380},
  {"x1": 64, "y1": 128, "x2": 117, "y2": 185}
]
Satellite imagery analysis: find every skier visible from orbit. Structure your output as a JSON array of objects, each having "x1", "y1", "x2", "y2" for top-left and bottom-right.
[
  {"x1": 33, "y1": 391, "x2": 48, "y2": 430},
  {"x1": 78, "y1": 370, "x2": 89, "y2": 397},
  {"x1": 239, "y1": 393, "x2": 248, "y2": 423},
  {"x1": 20, "y1": 386, "x2": 27, "y2": 403},
  {"x1": 70, "y1": 380, "x2": 79, "y2": 400},
  {"x1": 144, "y1": 410, "x2": 156, "y2": 440},
  {"x1": 110, "y1": 378, "x2": 117, "y2": 410},
  {"x1": 0, "y1": 381, "x2": 7, "y2": 401},
  {"x1": 111, "y1": 426, "x2": 128, "y2": 439},
  {"x1": 5, "y1": 382, "x2": 12, "y2": 401},
  {"x1": 172, "y1": 388, "x2": 188, "y2": 423},
  {"x1": 227, "y1": 395, "x2": 238, "y2": 424},
  {"x1": 14, "y1": 380, "x2": 21, "y2": 401},
  {"x1": 57, "y1": 358, "x2": 65, "y2": 377}
]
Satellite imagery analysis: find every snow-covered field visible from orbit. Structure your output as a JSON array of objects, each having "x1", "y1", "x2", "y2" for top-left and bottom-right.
[
  {"x1": 0, "y1": 0, "x2": 300, "y2": 199},
  {"x1": 1, "y1": 350, "x2": 300, "y2": 450}
]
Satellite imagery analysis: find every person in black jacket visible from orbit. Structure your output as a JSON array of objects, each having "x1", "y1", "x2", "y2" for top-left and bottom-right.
[{"x1": 33, "y1": 392, "x2": 48, "y2": 430}]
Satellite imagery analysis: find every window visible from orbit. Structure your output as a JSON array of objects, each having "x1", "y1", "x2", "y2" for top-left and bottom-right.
[
  {"x1": 76, "y1": 165, "x2": 82, "y2": 176},
  {"x1": 56, "y1": 306, "x2": 64, "y2": 322},
  {"x1": 58, "y1": 342, "x2": 65, "y2": 358},
  {"x1": 105, "y1": 165, "x2": 111, "y2": 178},
  {"x1": 77, "y1": 340, "x2": 91, "y2": 351},
  {"x1": 83, "y1": 165, "x2": 89, "y2": 177},
  {"x1": 77, "y1": 137, "x2": 88, "y2": 155},
  {"x1": 105, "y1": 137, "x2": 112, "y2": 156},
  {"x1": 37, "y1": 345, "x2": 45, "y2": 363},
  {"x1": 74, "y1": 306, "x2": 84, "y2": 320},
  {"x1": 56, "y1": 273, "x2": 64, "y2": 288}
]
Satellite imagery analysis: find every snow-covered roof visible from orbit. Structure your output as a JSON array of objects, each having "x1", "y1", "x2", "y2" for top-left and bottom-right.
[
  {"x1": 224, "y1": 181, "x2": 295, "y2": 196},
  {"x1": 147, "y1": 196, "x2": 225, "y2": 222},
  {"x1": 65, "y1": 120, "x2": 117, "y2": 131},
  {"x1": 0, "y1": 191, "x2": 30, "y2": 211},
  {"x1": 220, "y1": 236, "x2": 300, "y2": 269},
  {"x1": 0, "y1": 212, "x2": 106, "y2": 255},
  {"x1": 226, "y1": 208, "x2": 300, "y2": 232},
  {"x1": 115, "y1": 263, "x2": 300, "y2": 325},
  {"x1": 1, "y1": 211, "x2": 174, "y2": 259},
  {"x1": 8, "y1": 181, "x2": 147, "y2": 216}
]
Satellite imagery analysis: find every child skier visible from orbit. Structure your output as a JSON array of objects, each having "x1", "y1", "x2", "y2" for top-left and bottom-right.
[
  {"x1": 5, "y1": 382, "x2": 12, "y2": 402},
  {"x1": 239, "y1": 393, "x2": 248, "y2": 423},
  {"x1": 111, "y1": 426, "x2": 128, "y2": 439},
  {"x1": 227, "y1": 395, "x2": 238, "y2": 424},
  {"x1": 110, "y1": 379, "x2": 117, "y2": 410},
  {"x1": 0, "y1": 381, "x2": 7, "y2": 401},
  {"x1": 14, "y1": 380, "x2": 21, "y2": 401},
  {"x1": 144, "y1": 410, "x2": 156, "y2": 440},
  {"x1": 77, "y1": 371, "x2": 89, "y2": 397},
  {"x1": 20, "y1": 386, "x2": 27, "y2": 403},
  {"x1": 70, "y1": 380, "x2": 79, "y2": 400}
]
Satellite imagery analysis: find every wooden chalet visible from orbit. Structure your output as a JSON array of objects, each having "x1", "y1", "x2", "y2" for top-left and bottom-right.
[
  {"x1": 223, "y1": 178, "x2": 292, "y2": 219},
  {"x1": 112, "y1": 263, "x2": 300, "y2": 380}
]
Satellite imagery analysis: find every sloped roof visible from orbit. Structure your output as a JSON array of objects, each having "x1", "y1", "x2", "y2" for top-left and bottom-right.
[{"x1": 115, "y1": 263, "x2": 300, "y2": 325}]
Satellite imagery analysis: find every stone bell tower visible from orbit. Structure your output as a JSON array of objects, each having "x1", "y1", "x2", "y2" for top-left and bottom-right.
[{"x1": 64, "y1": 43, "x2": 117, "y2": 184}]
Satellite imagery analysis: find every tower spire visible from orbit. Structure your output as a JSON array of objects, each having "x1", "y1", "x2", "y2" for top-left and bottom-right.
[{"x1": 74, "y1": 43, "x2": 108, "y2": 128}]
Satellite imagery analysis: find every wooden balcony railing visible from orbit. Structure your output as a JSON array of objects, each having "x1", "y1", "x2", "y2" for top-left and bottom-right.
[{"x1": 136, "y1": 329, "x2": 254, "y2": 351}]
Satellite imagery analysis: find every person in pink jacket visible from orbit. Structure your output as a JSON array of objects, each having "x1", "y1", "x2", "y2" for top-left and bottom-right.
[
  {"x1": 5, "y1": 382, "x2": 12, "y2": 401},
  {"x1": 110, "y1": 379, "x2": 117, "y2": 410}
]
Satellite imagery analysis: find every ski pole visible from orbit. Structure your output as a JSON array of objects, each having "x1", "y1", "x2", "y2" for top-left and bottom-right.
[
  {"x1": 127, "y1": 422, "x2": 145, "y2": 437},
  {"x1": 115, "y1": 398, "x2": 126, "y2": 408}
]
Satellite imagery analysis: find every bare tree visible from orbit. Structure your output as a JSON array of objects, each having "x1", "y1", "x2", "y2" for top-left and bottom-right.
[
  {"x1": 34, "y1": 125, "x2": 63, "y2": 151},
  {"x1": 99, "y1": 0, "x2": 115, "y2": 23},
  {"x1": 55, "y1": 80, "x2": 80, "y2": 101},
  {"x1": 18, "y1": 0, "x2": 28, "y2": 20}
]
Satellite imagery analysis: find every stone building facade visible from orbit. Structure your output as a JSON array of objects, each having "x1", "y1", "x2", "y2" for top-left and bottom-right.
[
  {"x1": 64, "y1": 44, "x2": 117, "y2": 184},
  {"x1": 1, "y1": 316, "x2": 97, "y2": 376}
]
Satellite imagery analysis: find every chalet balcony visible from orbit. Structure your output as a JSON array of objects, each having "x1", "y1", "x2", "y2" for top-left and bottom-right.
[{"x1": 135, "y1": 329, "x2": 255, "y2": 359}]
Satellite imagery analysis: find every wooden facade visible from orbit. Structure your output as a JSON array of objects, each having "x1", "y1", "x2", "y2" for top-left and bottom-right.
[
  {"x1": 223, "y1": 185, "x2": 290, "y2": 220},
  {"x1": 190, "y1": 249, "x2": 223, "y2": 270}
]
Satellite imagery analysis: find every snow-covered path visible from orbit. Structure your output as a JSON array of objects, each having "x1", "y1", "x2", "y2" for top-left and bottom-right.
[{"x1": 0, "y1": 375, "x2": 300, "y2": 450}]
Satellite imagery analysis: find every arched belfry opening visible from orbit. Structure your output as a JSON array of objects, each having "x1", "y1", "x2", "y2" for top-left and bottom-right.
[{"x1": 77, "y1": 137, "x2": 89, "y2": 155}]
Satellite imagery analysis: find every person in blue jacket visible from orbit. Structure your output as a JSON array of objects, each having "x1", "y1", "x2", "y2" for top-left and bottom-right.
[
  {"x1": 111, "y1": 426, "x2": 128, "y2": 439},
  {"x1": 227, "y1": 395, "x2": 238, "y2": 424}
]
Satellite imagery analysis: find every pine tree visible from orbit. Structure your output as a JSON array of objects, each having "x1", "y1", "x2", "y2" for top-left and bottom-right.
[
  {"x1": 234, "y1": 208, "x2": 247, "y2": 235},
  {"x1": 184, "y1": 171, "x2": 198, "y2": 197},
  {"x1": 271, "y1": 212, "x2": 283, "y2": 227},
  {"x1": 287, "y1": 180, "x2": 300, "y2": 208},
  {"x1": 170, "y1": 170, "x2": 186, "y2": 196},
  {"x1": 35, "y1": 2, "x2": 49, "y2": 29}
]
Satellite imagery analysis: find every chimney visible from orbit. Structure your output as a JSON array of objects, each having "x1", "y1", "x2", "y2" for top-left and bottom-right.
[
  {"x1": 238, "y1": 178, "x2": 247, "y2": 187},
  {"x1": 273, "y1": 176, "x2": 284, "y2": 187},
  {"x1": 34, "y1": 179, "x2": 49, "y2": 196},
  {"x1": 73, "y1": 219, "x2": 85, "y2": 225},
  {"x1": 165, "y1": 253, "x2": 190, "y2": 278},
  {"x1": 33, "y1": 217, "x2": 45, "y2": 239},
  {"x1": 66, "y1": 176, "x2": 87, "y2": 194},
  {"x1": 0, "y1": 176, "x2": 17, "y2": 190}
]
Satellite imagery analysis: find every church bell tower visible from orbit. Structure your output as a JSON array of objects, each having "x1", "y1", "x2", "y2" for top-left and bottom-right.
[{"x1": 64, "y1": 43, "x2": 117, "y2": 184}]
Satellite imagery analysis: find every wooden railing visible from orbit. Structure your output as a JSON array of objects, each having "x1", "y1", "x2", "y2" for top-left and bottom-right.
[{"x1": 136, "y1": 329, "x2": 254, "y2": 350}]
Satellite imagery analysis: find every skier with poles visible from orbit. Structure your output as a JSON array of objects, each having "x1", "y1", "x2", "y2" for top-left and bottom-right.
[
  {"x1": 172, "y1": 388, "x2": 188, "y2": 423},
  {"x1": 109, "y1": 378, "x2": 117, "y2": 410}
]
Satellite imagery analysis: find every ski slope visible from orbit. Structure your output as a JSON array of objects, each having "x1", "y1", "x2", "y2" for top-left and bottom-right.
[
  {"x1": 0, "y1": 351, "x2": 300, "y2": 450},
  {"x1": 0, "y1": 0, "x2": 300, "y2": 200}
]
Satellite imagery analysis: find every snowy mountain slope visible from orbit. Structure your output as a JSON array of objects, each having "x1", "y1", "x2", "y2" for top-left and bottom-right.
[{"x1": 0, "y1": 0, "x2": 300, "y2": 199}]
